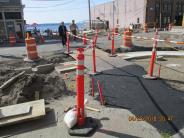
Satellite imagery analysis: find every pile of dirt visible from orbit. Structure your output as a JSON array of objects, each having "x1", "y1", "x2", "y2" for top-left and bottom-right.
[
  {"x1": 0, "y1": 72, "x2": 69, "y2": 107},
  {"x1": 0, "y1": 53, "x2": 75, "y2": 107}
]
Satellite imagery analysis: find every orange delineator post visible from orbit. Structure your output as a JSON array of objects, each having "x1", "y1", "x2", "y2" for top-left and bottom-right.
[
  {"x1": 91, "y1": 78, "x2": 95, "y2": 97},
  {"x1": 97, "y1": 80, "x2": 104, "y2": 105},
  {"x1": 9, "y1": 32, "x2": 16, "y2": 46},
  {"x1": 76, "y1": 48, "x2": 85, "y2": 126},
  {"x1": 66, "y1": 32, "x2": 71, "y2": 54},
  {"x1": 83, "y1": 33, "x2": 87, "y2": 45},
  {"x1": 92, "y1": 38, "x2": 97, "y2": 74},
  {"x1": 158, "y1": 64, "x2": 161, "y2": 78},
  {"x1": 148, "y1": 46, "x2": 156, "y2": 77},
  {"x1": 111, "y1": 33, "x2": 115, "y2": 55},
  {"x1": 148, "y1": 32, "x2": 158, "y2": 77},
  {"x1": 143, "y1": 30, "x2": 158, "y2": 79}
]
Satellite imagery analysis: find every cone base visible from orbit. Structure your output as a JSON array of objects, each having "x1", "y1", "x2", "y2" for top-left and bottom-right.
[
  {"x1": 64, "y1": 51, "x2": 73, "y2": 55},
  {"x1": 24, "y1": 57, "x2": 41, "y2": 62},
  {"x1": 68, "y1": 117, "x2": 97, "y2": 136},
  {"x1": 108, "y1": 54, "x2": 117, "y2": 57},
  {"x1": 142, "y1": 74, "x2": 157, "y2": 80},
  {"x1": 88, "y1": 71, "x2": 101, "y2": 76}
]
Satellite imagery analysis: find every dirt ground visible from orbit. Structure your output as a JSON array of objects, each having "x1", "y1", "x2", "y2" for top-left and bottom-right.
[
  {"x1": 0, "y1": 53, "x2": 74, "y2": 107},
  {"x1": 131, "y1": 57, "x2": 184, "y2": 92}
]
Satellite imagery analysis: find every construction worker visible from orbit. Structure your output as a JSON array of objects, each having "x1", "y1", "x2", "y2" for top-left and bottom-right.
[
  {"x1": 58, "y1": 22, "x2": 67, "y2": 46},
  {"x1": 70, "y1": 20, "x2": 78, "y2": 41}
]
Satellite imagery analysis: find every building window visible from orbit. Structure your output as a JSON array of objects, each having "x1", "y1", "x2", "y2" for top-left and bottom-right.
[
  {"x1": 117, "y1": 19, "x2": 119, "y2": 24},
  {"x1": 167, "y1": 17, "x2": 171, "y2": 24},
  {"x1": 156, "y1": 17, "x2": 159, "y2": 23},
  {"x1": 164, "y1": 17, "x2": 167, "y2": 24},
  {"x1": 5, "y1": 12, "x2": 21, "y2": 19},
  {"x1": 0, "y1": 13, "x2": 2, "y2": 19},
  {"x1": 155, "y1": 3, "x2": 160, "y2": 11},
  {"x1": 168, "y1": 4, "x2": 171, "y2": 13},
  {"x1": 178, "y1": 4, "x2": 182, "y2": 11},
  {"x1": 163, "y1": 4, "x2": 167, "y2": 12}
]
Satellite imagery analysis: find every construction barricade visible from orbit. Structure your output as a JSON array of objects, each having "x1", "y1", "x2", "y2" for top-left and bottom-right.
[
  {"x1": 24, "y1": 33, "x2": 39, "y2": 61},
  {"x1": 9, "y1": 32, "x2": 16, "y2": 46}
]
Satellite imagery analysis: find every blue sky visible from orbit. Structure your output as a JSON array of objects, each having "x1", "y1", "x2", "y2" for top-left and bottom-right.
[{"x1": 22, "y1": 0, "x2": 112, "y2": 24}]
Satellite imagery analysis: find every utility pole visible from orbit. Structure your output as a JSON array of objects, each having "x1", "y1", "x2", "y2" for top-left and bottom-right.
[
  {"x1": 112, "y1": 0, "x2": 115, "y2": 29},
  {"x1": 159, "y1": 0, "x2": 162, "y2": 29},
  {"x1": 88, "y1": 0, "x2": 92, "y2": 30}
]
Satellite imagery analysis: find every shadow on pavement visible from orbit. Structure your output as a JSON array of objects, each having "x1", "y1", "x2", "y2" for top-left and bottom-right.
[
  {"x1": 92, "y1": 64, "x2": 184, "y2": 137},
  {"x1": 89, "y1": 118, "x2": 141, "y2": 138}
]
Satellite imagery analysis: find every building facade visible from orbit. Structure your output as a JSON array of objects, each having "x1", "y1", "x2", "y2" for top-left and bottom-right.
[
  {"x1": 0, "y1": 0, "x2": 24, "y2": 41},
  {"x1": 91, "y1": 0, "x2": 184, "y2": 29}
]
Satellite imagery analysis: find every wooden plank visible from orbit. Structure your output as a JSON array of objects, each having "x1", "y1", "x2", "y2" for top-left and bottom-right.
[
  {"x1": 0, "y1": 99, "x2": 45, "y2": 127},
  {"x1": 0, "y1": 105, "x2": 31, "y2": 119},
  {"x1": 60, "y1": 61, "x2": 76, "y2": 66},
  {"x1": 55, "y1": 65, "x2": 76, "y2": 74}
]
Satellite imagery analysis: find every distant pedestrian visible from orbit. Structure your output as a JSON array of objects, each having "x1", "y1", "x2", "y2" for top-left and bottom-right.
[
  {"x1": 58, "y1": 22, "x2": 67, "y2": 46},
  {"x1": 70, "y1": 20, "x2": 78, "y2": 41}
]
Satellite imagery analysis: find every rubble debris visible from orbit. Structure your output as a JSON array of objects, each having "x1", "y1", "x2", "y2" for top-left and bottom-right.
[
  {"x1": 14, "y1": 67, "x2": 32, "y2": 73},
  {"x1": 0, "y1": 71, "x2": 25, "y2": 90},
  {"x1": 55, "y1": 64, "x2": 76, "y2": 74},
  {"x1": 0, "y1": 73, "x2": 68, "y2": 107},
  {"x1": 85, "y1": 106, "x2": 100, "y2": 112},
  {"x1": 32, "y1": 63, "x2": 54, "y2": 74}
]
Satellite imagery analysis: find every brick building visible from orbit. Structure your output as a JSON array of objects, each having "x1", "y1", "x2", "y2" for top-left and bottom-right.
[
  {"x1": 91, "y1": 0, "x2": 184, "y2": 29},
  {"x1": 0, "y1": 0, "x2": 25, "y2": 41}
]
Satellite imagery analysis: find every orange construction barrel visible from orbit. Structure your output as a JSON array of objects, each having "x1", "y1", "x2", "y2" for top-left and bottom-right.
[
  {"x1": 123, "y1": 30, "x2": 132, "y2": 48},
  {"x1": 9, "y1": 32, "x2": 16, "y2": 46},
  {"x1": 25, "y1": 33, "x2": 39, "y2": 61},
  {"x1": 144, "y1": 23, "x2": 148, "y2": 33}
]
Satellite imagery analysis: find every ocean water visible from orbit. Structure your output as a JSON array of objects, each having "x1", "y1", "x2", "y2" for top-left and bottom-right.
[{"x1": 26, "y1": 23, "x2": 85, "y2": 32}]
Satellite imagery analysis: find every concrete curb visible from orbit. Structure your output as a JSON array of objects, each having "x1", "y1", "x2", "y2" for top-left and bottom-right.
[
  {"x1": 117, "y1": 51, "x2": 184, "y2": 60},
  {"x1": 32, "y1": 63, "x2": 55, "y2": 74}
]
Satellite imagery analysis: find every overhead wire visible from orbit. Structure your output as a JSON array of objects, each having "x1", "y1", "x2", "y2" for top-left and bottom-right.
[{"x1": 26, "y1": 0, "x2": 76, "y2": 8}]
